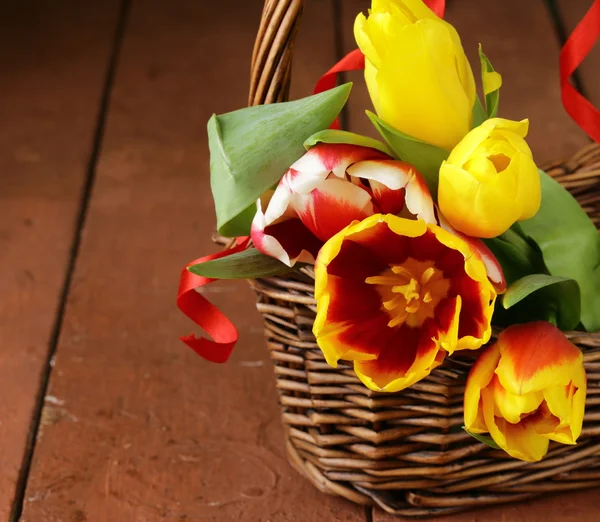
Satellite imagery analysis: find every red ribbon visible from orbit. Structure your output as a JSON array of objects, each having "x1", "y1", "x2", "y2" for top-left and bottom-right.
[
  {"x1": 177, "y1": 237, "x2": 249, "y2": 363},
  {"x1": 424, "y1": 0, "x2": 446, "y2": 18},
  {"x1": 560, "y1": 0, "x2": 600, "y2": 144},
  {"x1": 313, "y1": 49, "x2": 365, "y2": 129}
]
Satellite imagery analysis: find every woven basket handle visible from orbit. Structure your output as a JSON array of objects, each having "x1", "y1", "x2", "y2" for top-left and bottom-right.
[{"x1": 248, "y1": 0, "x2": 305, "y2": 106}]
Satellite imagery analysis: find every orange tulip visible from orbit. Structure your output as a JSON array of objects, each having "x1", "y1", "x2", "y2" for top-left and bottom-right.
[
  {"x1": 464, "y1": 321, "x2": 587, "y2": 462},
  {"x1": 313, "y1": 214, "x2": 496, "y2": 392}
]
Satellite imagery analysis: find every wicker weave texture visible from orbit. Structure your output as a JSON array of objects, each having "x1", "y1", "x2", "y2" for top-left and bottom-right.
[{"x1": 248, "y1": 1, "x2": 600, "y2": 517}]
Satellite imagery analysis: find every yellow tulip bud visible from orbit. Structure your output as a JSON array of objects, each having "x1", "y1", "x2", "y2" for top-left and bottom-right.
[
  {"x1": 438, "y1": 118, "x2": 541, "y2": 238},
  {"x1": 354, "y1": 0, "x2": 476, "y2": 151}
]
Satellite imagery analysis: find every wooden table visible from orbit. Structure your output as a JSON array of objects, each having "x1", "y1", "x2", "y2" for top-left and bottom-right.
[{"x1": 1, "y1": 1, "x2": 598, "y2": 520}]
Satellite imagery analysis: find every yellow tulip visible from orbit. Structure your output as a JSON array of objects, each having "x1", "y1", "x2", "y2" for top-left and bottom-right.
[
  {"x1": 464, "y1": 322, "x2": 587, "y2": 462},
  {"x1": 354, "y1": 0, "x2": 476, "y2": 150},
  {"x1": 438, "y1": 118, "x2": 541, "y2": 238}
]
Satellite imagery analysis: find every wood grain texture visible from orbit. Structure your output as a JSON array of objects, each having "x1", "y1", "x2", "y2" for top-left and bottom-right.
[
  {"x1": 340, "y1": 0, "x2": 589, "y2": 164},
  {"x1": 556, "y1": 0, "x2": 600, "y2": 105},
  {"x1": 19, "y1": 1, "x2": 366, "y2": 521},
  {"x1": 0, "y1": 1, "x2": 119, "y2": 519}
]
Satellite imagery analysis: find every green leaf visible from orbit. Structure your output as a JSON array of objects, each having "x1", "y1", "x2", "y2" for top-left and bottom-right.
[
  {"x1": 483, "y1": 229, "x2": 546, "y2": 286},
  {"x1": 503, "y1": 274, "x2": 581, "y2": 330},
  {"x1": 209, "y1": 83, "x2": 353, "y2": 237},
  {"x1": 479, "y1": 45, "x2": 501, "y2": 118},
  {"x1": 519, "y1": 170, "x2": 600, "y2": 332},
  {"x1": 472, "y1": 96, "x2": 487, "y2": 128},
  {"x1": 304, "y1": 129, "x2": 394, "y2": 156},
  {"x1": 366, "y1": 111, "x2": 449, "y2": 198},
  {"x1": 463, "y1": 427, "x2": 501, "y2": 450},
  {"x1": 187, "y1": 248, "x2": 295, "y2": 279}
]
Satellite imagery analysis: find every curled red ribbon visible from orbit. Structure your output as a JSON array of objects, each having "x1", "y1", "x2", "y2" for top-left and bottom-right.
[
  {"x1": 177, "y1": 237, "x2": 249, "y2": 363},
  {"x1": 560, "y1": 0, "x2": 600, "y2": 144},
  {"x1": 313, "y1": 49, "x2": 365, "y2": 129}
]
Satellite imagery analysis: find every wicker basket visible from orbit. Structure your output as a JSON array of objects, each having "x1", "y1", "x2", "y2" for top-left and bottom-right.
[{"x1": 246, "y1": 0, "x2": 600, "y2": 517}]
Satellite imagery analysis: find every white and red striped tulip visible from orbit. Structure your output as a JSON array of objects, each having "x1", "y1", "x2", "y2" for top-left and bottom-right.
[{"x1": 251, "y1": 143, "x2": 436, "y2": 266}]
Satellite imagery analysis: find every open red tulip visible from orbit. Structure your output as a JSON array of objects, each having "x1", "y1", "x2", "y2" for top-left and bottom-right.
[{"x1": 313, "y1": 214, "x2": 497, "y2": 392}]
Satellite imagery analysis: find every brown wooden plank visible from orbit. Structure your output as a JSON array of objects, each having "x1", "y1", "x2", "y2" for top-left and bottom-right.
[
  {"x1": 340, "y1": 0, "x2": 589, "y2": 164},
  {"x1": 556, "y1": 0, "x2": 600, "y2": 106},
  {"x1": 19, "y1": 1, "x2": 366, "y2": 520},
  {"x1": 0, "y1": 2, "x2": 120, "y2": 519}
]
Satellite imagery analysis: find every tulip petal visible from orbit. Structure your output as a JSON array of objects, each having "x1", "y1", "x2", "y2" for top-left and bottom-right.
[
  {"x1": 482, "y1": 388, "x2": 550, "y2": 462},
  {"x1": 325, "y1": 237, "x2": 388, "y2": 281},
  {"x1": 288, "y1": 143, "x2": 389, "y2": 191},
  {"x1": 464, "y1": 343, "x2": 501, "y2": 432},
  {"x1": 439, "y1": 162, "x2": 521, "y2": 238},
  {"x1": 293, "y1": 177, "x2": 376, "y2": 241},
  {"x1": 347, "y1": 215, "x2": 424, "y2": 266},
  {"x1": 314, "y1": 227, "x2": 391, "y2": 366},
  {"x1": 491, "y1": 375, "x2": 544, "y2": 424},
  {"x1": 316, "y1": 309, "x2": 390, "y2": 367},
  {"x1": 354, "y1": 322, "x2": 445, "y2": 392},
  {"x1": 251, "y1": 193, "x2": 321, "y2": 266},
  {"x1": 512, "y1": 152, "x2": 542, "y2": 220},
  {"x1": 495, "y1": 322, "x2": 584, "y2": 396},
  {"x1": 348, "y1": 160, "x2": 437, "y2": 222},
  {"x1": 487, "y1": 117, "x2": 529, "y2": 139},
  {"x1": 542, "y1": 362, "x2": 586, "y2": 444},
  {"x1": 427, "y1": 225, "x2": 495, "y2": 351},
  {"x1": 437, "y1": 209, "x2": 507, "y2": 292}
]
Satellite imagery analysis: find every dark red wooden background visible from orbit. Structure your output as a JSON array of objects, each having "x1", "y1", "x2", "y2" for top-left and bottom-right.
[{"x1": 1, "y1": 1, "x2": 598, "y2": 520}]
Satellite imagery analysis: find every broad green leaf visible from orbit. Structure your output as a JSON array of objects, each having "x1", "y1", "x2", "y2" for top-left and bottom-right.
[
  {"x1": 479, "y1": 45, "x2": 502, "y2": 118},
  {"x1": 483, "y1": 229, "x2": 545, "y2": 285},
  {"x1": 519, "y1": 170, "x2": 600, "y2": 332},
  {"x1": 472, "y1": 96, "x2": 487, "y2": 128},
  {"x1": 367, "y1": 111, "x2": 449, "y2": 198},
  {"x1": 209, "y1": 83, "x2": 352, "y2": 237},
  {"x1": 503, "y1": 274, "x2": 581, "y2": 330},
  {"x1": 304, "y1": 129, "x2": 393, "y2": 156},
  {"x1": 187, "y1": 248, "x2": 295, "y2": 279},
  {"x1": 463, "y1": 427, "x2": 501, "y2": 450}
]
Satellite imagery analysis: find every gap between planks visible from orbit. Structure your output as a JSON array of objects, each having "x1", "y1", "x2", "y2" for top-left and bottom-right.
[{"x1": 8, "y1": 1, "x2": 133, "y2": 521}]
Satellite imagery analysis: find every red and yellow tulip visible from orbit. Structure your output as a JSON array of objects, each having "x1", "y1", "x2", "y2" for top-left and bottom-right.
[
  {"x1": 464, "y1": 321, "x2": 587, "y2": 462},
  {"x1": 251, "y1": 143, "x2": 436, "y2": 266},
  {"x1": 438, "y1": 118, "x2": 541, "y2": 238},
  {"x1": 313, "y1": 214, "x2": 497, "y2": 392}
]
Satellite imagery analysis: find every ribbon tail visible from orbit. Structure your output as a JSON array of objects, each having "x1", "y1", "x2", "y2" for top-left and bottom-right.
[
  {"x1": 425, "y1": 0, "x2": 446, "y2": 18},
  {"x1": 313, "y1": 49, "x2": 365, "y2": 130},
  {"x1": 560, "y1": 0, "x2": 600, "y2": 144},
  {"x1": 177, "y1": 237, "x2": 249, "y2": 363}
]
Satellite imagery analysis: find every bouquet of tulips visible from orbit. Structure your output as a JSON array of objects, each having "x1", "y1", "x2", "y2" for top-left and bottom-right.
[{"x1": 182, "y1": 0, "x2": 600, "y2": 463}]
